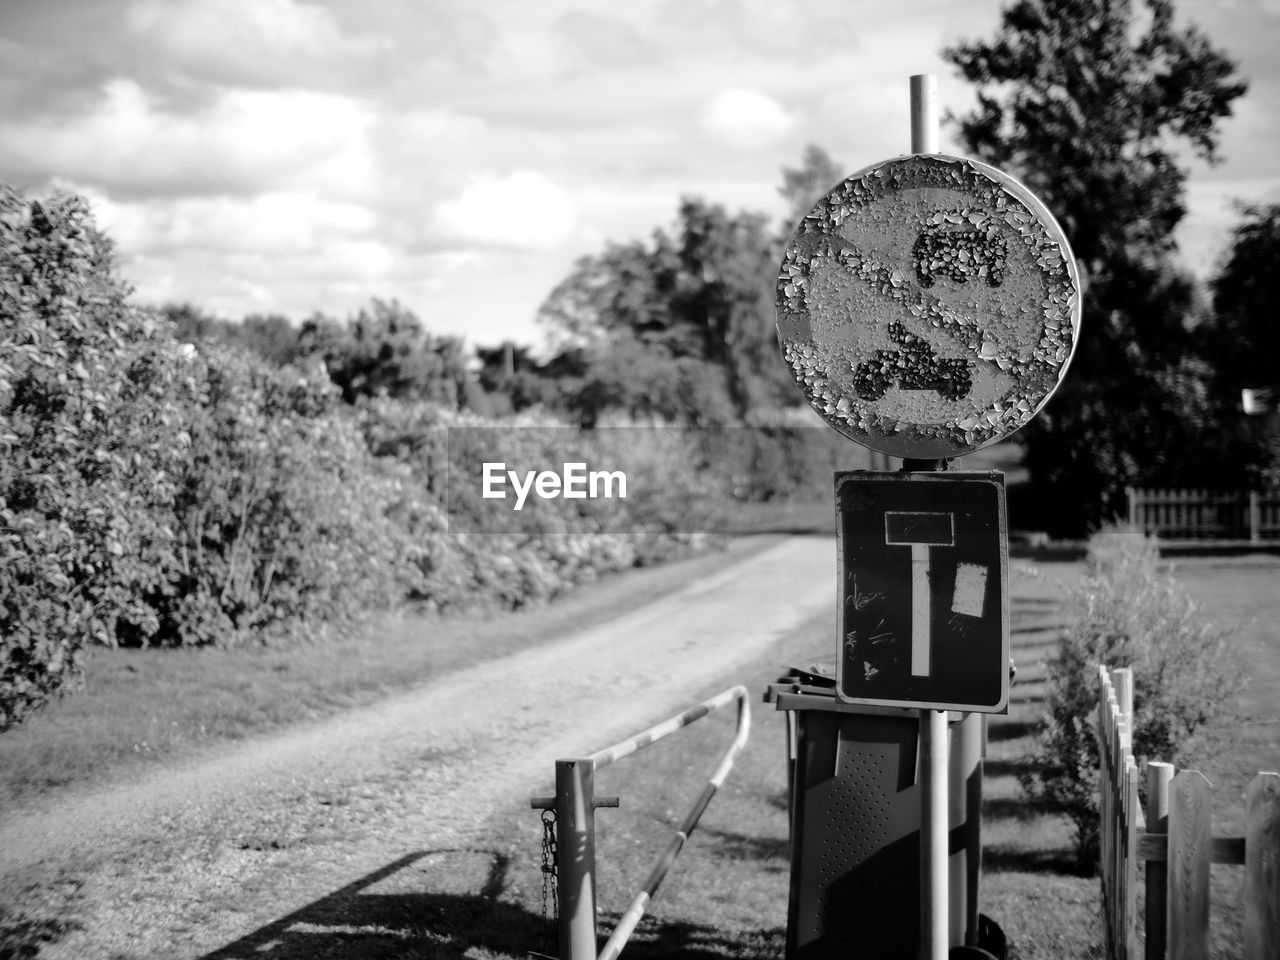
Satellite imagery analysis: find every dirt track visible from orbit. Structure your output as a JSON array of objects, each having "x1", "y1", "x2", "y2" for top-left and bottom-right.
[{"x1": 0, "y1": 535, "x2": 834, "y2": 959}]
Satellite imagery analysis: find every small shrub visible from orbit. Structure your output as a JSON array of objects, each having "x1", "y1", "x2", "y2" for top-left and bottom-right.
[{"x1": 1021, "y1": 522, "x2": 1241, "y2": 869}]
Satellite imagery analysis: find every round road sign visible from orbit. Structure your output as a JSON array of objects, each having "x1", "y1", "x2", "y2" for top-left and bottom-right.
[{"x1": 776, "y1": 153, "x2": 1081, "y2": 459}]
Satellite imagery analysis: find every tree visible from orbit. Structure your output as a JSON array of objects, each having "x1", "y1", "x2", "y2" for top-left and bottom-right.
[
  {"x1": 161, "y1": 303, "x2": 305, "y2": 369},
  {"x1": 474, "y1": 342, "x2": 579, "y2": 415},
  {"x1": 778, "y1": 144, "x2": 844, "y2": 234},
  {"x1": 238, "y1": 312, "x2": 305, "y2": 367},
  {"x1": 1200, "y1": 202, "x2": 1280, "y2": 484},
  {"x1": 298, "y1": 299, "x2": 465, "y2": 407},
  {"x1": 537, "y1": 197, "x2": 794, "y2": 424},
  {"x1": 1206, "y1": 202, "x2": 1280, "y2": 395},
  {"x1": 944, "y1": 0, "x2": 1247, "y2": 533}
]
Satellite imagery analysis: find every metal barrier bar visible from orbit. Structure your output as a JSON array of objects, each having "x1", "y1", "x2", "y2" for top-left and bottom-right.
[
  {"x1": 597, "y1": 687, "x2": 750, "y2": 960},
  {"x1": 531, "y1": 685, "x2": 751, "y2": 960},
  {"x1": 588, "y1": 685, "x2": 748, "y2": 769}
]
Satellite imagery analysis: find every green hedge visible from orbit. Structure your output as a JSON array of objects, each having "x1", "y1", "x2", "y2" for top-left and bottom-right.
[{"x1": 0, "y1": 184, "x2": 720, "y2": 729}]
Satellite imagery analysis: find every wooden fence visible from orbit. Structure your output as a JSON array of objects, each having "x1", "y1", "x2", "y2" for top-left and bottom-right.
[
  {"x1": 1126, "y1": 487, "x2": 1280, "y2": 541},
  {"x1": 1097, "y1": 665, "x2": 1280, "y2": 959}
]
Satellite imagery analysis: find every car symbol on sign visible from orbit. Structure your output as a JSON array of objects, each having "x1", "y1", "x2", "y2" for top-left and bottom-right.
[{"x1": 912, "y1": 225, "x2": 1008, "y2": 288}]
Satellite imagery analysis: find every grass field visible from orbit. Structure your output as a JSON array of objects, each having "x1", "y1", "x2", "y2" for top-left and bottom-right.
[
  {"x1": 1156, "y1": 557, "x2": 1280, "y2": 958},
  {"x1": 0, "y1": 536, "x2": 784, "y2": 810},
  {"x1": 378, "y1": 557, "x2": 1102, "y2": 959},
  {"x1": 440, "y1": 554, "x2": 1275, "y2": 960},
  {"x1": 3, "y1": 526, "x2": 1275, "y2": 959},
  {"x1": 588, "y1": 558, "x2": 1109, "y2": 960}
]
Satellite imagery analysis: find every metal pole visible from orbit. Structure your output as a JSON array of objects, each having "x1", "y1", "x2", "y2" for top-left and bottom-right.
[
  {"x1": 556, "y1": 758, "x2": 597, "y2": 960},
  {"x1": 920, "y1": 709, "x2": 949, "y2": 960},
  {"x1": 910, "y1": 74, "x2": 939, "y2": 154},
  {"x1": 953, "y1": 713, "x2": 984, "y2": 945},
  {"x1": 909, "y1": 72, "x2": 949, "y2": 960}
]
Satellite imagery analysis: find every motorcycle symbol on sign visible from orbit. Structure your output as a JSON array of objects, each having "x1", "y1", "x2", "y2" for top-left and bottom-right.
[{"x1": 852, "y1": 224, "x2": 1008, "y2": 403}]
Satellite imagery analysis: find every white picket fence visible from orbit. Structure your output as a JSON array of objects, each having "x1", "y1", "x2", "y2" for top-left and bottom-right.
[
  {"x1": 1097, "y1": 665, "x2": 1280, "y2": 959},
  {"x1": 1125, "y1": 487, "x2": 1280, "y2": 541}
]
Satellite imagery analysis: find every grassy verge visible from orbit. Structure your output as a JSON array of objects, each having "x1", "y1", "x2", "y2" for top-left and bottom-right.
[
  {"x1": 393, "y1": 557, "x2": 1108, "y2": 960},
  {"x1": 1159, "y1": 556, "x2": 1280, "y2": 958},
  {"x1": 981, "y1": 560, "x2": 1104, "y2": 959},
  {"x1": 0, "y1": 534, "x2": 789, "y2": 810},
  {"x1": 7, "y1": 518, "x2": 1269, "y2": 957}
]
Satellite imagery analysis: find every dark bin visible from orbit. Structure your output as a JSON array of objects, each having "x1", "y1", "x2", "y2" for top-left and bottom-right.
[{"x1": 768, "y1": 665, "x2": 1002, "y2": 959}]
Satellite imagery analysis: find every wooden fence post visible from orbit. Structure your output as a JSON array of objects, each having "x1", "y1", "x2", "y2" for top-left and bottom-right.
[
  {"x1": 1145, "y1": 761, "x2": 1174, "y2": 960},
  {"x1": 1167, "y1": 771, "x2": 1213, "y2": 960},
  {"x1": 1244, "y1": 772, "x2": 1280, "y2": 960},
  {"x1": 1124, "y1": 756, "x2": 1140, "y2": 959},
  {"x1": 1114, "y1": 668, "x2": 1133, "y2": 743}
]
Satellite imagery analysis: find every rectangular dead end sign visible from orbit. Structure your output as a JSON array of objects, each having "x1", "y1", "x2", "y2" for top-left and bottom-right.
[{"x1": 836, "y1": 472, "x2": 1009, "y2": 713}]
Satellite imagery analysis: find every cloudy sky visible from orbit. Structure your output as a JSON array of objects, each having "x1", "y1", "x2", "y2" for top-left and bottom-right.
[{"x1": 2, "y1": 0, "x2": 1277, "y2": 352}]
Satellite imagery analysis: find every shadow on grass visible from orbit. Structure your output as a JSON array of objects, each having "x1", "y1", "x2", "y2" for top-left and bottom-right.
[
  {"x1": 983, "y1": 796, "x2": 1053, "y2": 821},
  {"x1": 0, "y1": 912, "x2": 82, "y2": 960},
  {"x1": 694, "y1": 825, "x2": 788, "y2": 863},
  {"x1": 987, "y1": 719, "x2": 1038, "y2": 743},
  {"x1": 196, "y1": 849, "x2": 784, "y2": 960},
  {"x1": 983, "y1": 844, "x2": 1085, "y2": 876},
  {"x1": 197, "y1": 851, "x2": 540, "y2": 960},
  {"x1": 604, "y1": 919, "x2": 785, "y2": 960},
  {"x1": 1011, "y1": 622, "x2": 1067, "y2": 636},
  {"x1": 984, "y1": 758, "x2": 1041, "y2": 779}
]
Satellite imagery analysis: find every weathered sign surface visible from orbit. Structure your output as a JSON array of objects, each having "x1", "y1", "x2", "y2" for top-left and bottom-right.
[
  {"x1": 777, "y1": 154, "x2": 1081, "y2": 460},
  {"x1": 835, "y1": 472, "x2": 1008, "y2": 712}
]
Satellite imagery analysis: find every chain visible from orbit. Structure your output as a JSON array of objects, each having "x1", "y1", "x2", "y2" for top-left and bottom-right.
[{"x1": 540, "y1": 808, "x2": 558, "y2": 930}]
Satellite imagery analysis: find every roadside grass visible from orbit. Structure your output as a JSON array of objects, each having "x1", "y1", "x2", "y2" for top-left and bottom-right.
[
  {"x1": 405, "y1": 557, "x2": 1109, "y2": 960},
  {"x1": 5, "y1": 520, "x2": 1272, "y2": 958},
  {"x1": 980, "y1": 561, "x2": 1104, "y2": 959},
  {"x1": 0, "y1": 535, "x2": 785, "y2": 810},
  {"x1": 1157, "y1": 557, "x2": 1280, "y2": 958}
]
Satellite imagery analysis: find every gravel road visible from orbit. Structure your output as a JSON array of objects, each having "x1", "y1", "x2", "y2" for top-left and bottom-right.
[{"x1": 0, "y1": 535, "x2": 834, "y2": 959}]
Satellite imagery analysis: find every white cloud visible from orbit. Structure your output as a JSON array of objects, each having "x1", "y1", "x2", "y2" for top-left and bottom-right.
[
  {"x1": 701, "y1": 89, "x2": 793, "y2": 148},
  {"x1": 431, "y1": 171, "x2": 577, "y2": 250},
  {"x1": 0, "y1": 79, "x2": 376, "y2": 198},
  {"x1": 553, "y1": 10, "x2": 652, "y2": 67},
  {"x1": 126, "y1": 0, "x2": 380, "y2": 86},
  {"x1": 654, "y1": 0, "x2": 861, "y2": 62},
  {"x1": 86, "y1": 190, "x2": 377, "y2": 257}
]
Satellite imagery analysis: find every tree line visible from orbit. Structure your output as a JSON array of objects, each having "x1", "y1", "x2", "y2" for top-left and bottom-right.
[
  {"x1": 177, "y1": 0, "x2": 1278, "y2": 536},
  {"x1": 4, "y1": 0, "x2": 1278, "y2": 728}
]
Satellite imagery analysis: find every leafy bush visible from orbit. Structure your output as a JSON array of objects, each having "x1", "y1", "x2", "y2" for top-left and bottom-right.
[
  {"x1": 1, "y1": 186, "x2": 198, "y2": 728},
  {"x1": 0, "y1": 183, "x2": 438, "y2": 725},
  {"x1": 0, "y1": 179, "x2": 746, "y2": 729},
  {"x1": 153, "y1": 346, "x2": 432, "y2": 646},
  {"x1": 1021, "y1": 524, "x2": 1241, "y2": 868},
  {"x1": 356, "y1": 399, "x2": 713, "y2": 611}
]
